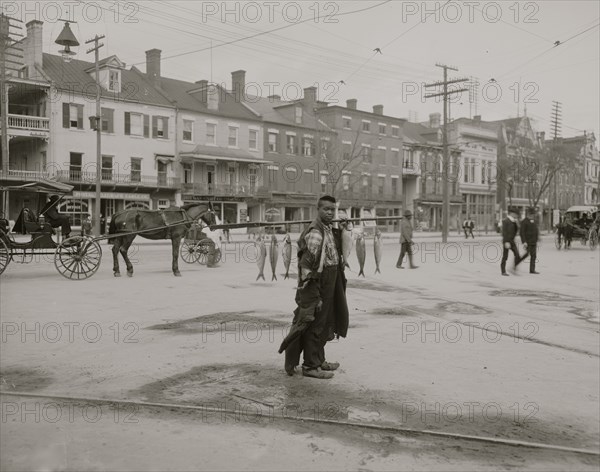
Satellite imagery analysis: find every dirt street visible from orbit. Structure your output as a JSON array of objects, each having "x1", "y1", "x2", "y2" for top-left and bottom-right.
[{"x1": 1, "y1": 234, "x2": 599, "y2": 471}]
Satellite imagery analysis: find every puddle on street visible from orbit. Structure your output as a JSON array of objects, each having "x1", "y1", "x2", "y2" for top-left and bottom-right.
[
  {"x1": 437, "y1": 302, "x2": 491, "y2": 315},
  {"x1": 0, "y1": 367, "x2": 53, "y2": 392},
  {"x1": 131, "y1": 362, "x2": 599, "y2": 451},
  {"x1": 147, "y1": 311, "x2": 290, "y2": 333}
]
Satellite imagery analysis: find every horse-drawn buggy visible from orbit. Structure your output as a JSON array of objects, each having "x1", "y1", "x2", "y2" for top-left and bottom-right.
[
  {"x1": 555, "y1": 205, "x2": 600, "y2": 250},
  {"x1": 179, "y1": 216, "x2": 223, "y2": 267},
  {"x1": 0, "y1": 181, "x2": 102, "y2": 279}
]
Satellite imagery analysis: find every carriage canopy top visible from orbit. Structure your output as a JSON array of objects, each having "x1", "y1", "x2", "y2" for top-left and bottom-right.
[
  {"x1": 0, "y1": 180, "x2": 74, "y2": 195},
  {"x1": 565, "y1": 206, "x2": 599, "y2": 214}
]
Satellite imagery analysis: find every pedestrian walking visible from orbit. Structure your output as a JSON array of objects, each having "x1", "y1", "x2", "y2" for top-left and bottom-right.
[
  {"x1": 280, "y1": 195, "x2": 350, "y2": 380},
  {"x1": 463, "y1": 216, "x2": 475, "y2": 238},
  {"x1": 396, "y1": 209, "x2": 418, "y2": 269},
  {"x1": 518, "y1": 207, "x2": 540, "y2": 274},
  {"x1": 500, "y1": 207, "x2": 522, "y2": 276}
]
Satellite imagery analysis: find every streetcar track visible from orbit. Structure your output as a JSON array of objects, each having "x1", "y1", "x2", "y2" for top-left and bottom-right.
[{"x1": 2, "y1": 391, "x2": 598, "y2": 458}]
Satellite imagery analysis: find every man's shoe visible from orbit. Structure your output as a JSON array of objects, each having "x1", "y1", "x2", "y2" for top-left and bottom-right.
[
  {"x1": 530, "y1": 271, "x2": 540, "y2": 274},
  {"x1": 396, "y1": 265, "x2": 404, "y2": 269},
  {"x1": 302, "y1": 367, "x2": 334, "y2": 379},
  {"x1": 502, "y1": 272, "x2": 509, "y2": 276},
  {"x1": 285, "y1": 364, "x2": 296, "y2": 376},
  {"x1": 321, "y1": 361, "x2": 340, "y2": 371},
  {"x1": 410, "y1": 266, "x2": 419, "y2": 269}
]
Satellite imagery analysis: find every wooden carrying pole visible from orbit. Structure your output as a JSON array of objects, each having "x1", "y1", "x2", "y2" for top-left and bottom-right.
[{"x1": 208, "y1": 215, "x2": 405, "y2": 230}]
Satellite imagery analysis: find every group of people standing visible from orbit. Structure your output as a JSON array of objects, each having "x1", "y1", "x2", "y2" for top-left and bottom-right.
[{"x1": 500, "y1": 207, "x2": 540, "y2": 276}]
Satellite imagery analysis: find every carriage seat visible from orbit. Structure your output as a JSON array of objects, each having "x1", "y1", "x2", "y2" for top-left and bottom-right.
[{"x1": 18, "y1": 208, "x2": 55, "y2": 236}]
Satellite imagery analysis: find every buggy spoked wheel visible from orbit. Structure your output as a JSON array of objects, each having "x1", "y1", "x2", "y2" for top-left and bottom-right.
[
  {"x1": 54, "y1": 236, "x2": 102, "y2": 280},
  {"x1": 180, "y1": 241, "x2": 201, "y2": 264},
  {"x1": 554, "y1": 234, "x2": 562, "y2": 250},
  {"x1": 590, "y1": 230, "x2": 599, "y2": 250},
  {"x1": 0, "y1": 238, "x2": 11, "y2": 275},
  {"x1": 196, "y1": 239, "x2": 215, "y2": 265}
]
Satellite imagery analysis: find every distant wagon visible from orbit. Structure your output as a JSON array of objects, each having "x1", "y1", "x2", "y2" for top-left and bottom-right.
[{"x1": 555, "y1": 205, "x2": 600, "y2": 250}]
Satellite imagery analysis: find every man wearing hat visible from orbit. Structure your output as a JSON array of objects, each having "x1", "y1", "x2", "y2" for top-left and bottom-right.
[
  {"x1": 41, "y1": 195, "x2": 71, "y2": 238},
  {"x1": 500, "y1": 207, "x2": 522, "y2": 276},
  {"x1": 396, "y1": 209, "x2": 418, "y2": 269},
  {"x1": 518, "y1": 207, "x2": 540, "y2": 274}
]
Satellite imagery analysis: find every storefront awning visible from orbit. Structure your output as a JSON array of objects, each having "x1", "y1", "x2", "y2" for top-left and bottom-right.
[
  {"x1": 1, "y1": 179, "x2": 74, "y2": 194},
  {"x1": 180, "y1": 144, "x2": 270, "y2": 165}
]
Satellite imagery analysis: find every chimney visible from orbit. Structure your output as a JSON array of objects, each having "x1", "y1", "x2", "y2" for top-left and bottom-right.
[
  {"x1": 231, "y1": 70, "x2": 246, "y2": 101},
  {"x1": 373, "y1": 105, "x2": 383, "y2": 115},
  {"x1": 25, "y1": 20, "x2": 43, "y2": 79},
  {"x1": 145, "y1": 49, "x2": 162, "y2": 87},
  {"x1": 304, "y1": 86, "x2": 317, "y2": 103},
  {"x1": 267, "y1": 94, "x2": 281, "y2": 101},
  {"x1": 429, "y1": 112, "x2": 441, "y2": 128},
  {"x1": 194, "y1": 80, "x2": 208, "y2": 103},
  {"x1": 346, "y1": 99, "x2": 357, "y2": 110}
]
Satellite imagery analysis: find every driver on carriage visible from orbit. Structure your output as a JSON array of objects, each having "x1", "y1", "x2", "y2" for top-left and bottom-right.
[{"x1": 41, "y1": 195, "x2": 71, "y2": 238}]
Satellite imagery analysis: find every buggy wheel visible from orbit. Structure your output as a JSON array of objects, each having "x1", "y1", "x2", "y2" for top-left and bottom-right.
[
  {"x1": 590, "y1": 230, "x2": 599, "y2": 250},
  {"x1": 554, "y1": 234, "x2": 562, "y2": 250},
  {"x1": 196, "y1": 239, "x2": 215, "y2": 265},
  {"x1": 0, "y1": 238, "x2": 11, "y2": 275},
  {"x1": 180, "y1": 240, "x2": 201, "y2": 264},
  {"x1": 54, "y1": 236, "x2": 102, "y2": 280}
]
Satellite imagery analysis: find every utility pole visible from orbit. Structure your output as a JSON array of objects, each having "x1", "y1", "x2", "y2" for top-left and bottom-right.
[
  {"x1": 86, "y1": 34, "x2": 105, "y2": 236},
  {"x1": 550, "y1": 101, "x2": 562, "y2": 216},
  {"x1": 425, "y1": 64, "x2": 468, "y2": 242}
]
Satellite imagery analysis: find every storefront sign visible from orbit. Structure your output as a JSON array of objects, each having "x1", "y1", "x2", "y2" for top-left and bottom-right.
[{"x1": 73, "y1": 191, "x2": 150, "y2": 201}]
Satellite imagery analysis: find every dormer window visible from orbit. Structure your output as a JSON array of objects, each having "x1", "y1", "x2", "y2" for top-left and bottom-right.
[
  {"x1": 108, "y1": 70, "x2": 120, "y2": 92},
  {"x1": 295, "y1": 106, "x2": 302, "y2": 124}
]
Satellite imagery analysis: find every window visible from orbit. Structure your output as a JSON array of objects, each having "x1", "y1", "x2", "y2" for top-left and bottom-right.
[
  {"x1": 228, "y1": 126, "x2": 238, "y2": 147},
  {"x1": 130, "y1": 158, "x2": 141, "y2": 182},
  {"x1": 153, "y1": 116, "x2": 169, "y2": 138},
  {"x1": 101, "y1": 108, "x2": 114, "y2": 133},
  {"x1": 295, "y1": 107, "x2": 302, "y2": 124},
  {"x1": 342, "y1": 173, "x2": 350, "y2": 190},
  {"x1": 286, "y1": 135, "x2": 296, "y2": 154},
  {"x1": 392, "y1": 149, "x2": 400, "y2": 166},
  {"x1": 183, "y1": 120, "x2": 193, "y2": 141},
  {"x1": 69, "y1": 152, "x2": 82, "y2": 180},
  {"x1": 379, "y1": 123, "x2": 386, "y2": 135},
  {"x1": 343, "y1": 142, "x2": 352, "y2": 161},
  {"x1": 125, "y1": 112, "x2": 148, "y2": 137},
  {"x1": 226, "y1": 165, "x2": 236, "y2": 186},
  {"x1": 157, "y1": 161, "x2": 167, "y2": 186},
  {"x1": 63, "y1": 103, "x2": 83, "y2": 129},
  {"x1": 206, "y1": 123, "x2": 216, "y2": 144},
  {"x1": 108, "y1": 70, "x2": 120, "y2": 91},
  {"x1": 320, "y1": 139, "x2": 329, "y2": 159},
  {"x1": 378, "y1": 176, "x2": 385, "y2": 196},
  {"x1": 101, "y1": 155, "x2": 113, "y2": 181},
  {"x1": 249, "y1": 129, "x2": 258, "y2": 150},
  {"x1": 361, "y1": 145, "x2": 372, "y2": 163},
  {"x1": 362, "y1": 120, "x2": 371, "y2": 132},
  {"x1": 392, "y1": 126, "x2": 399, "y2": 137},
  {"x1": 391, "y1": 177, "x2": 398, "y2": 195},
  {"x1": 268, "y1": 132, "x2": 278, "y2": 152},
  {"x1": 303, "y1": 137, "x2": 314, "y2": 156},
  {"x1": 157, "y1": 199, "x2": 169, "y2": 210},
  {"x1": 343, "y1": 117, "x2": 352, "y2": 129},
  {"x1": 183, "y1": 163, "x2": 192, "y2": 184},
  {"x1": 320, "y1": 174, "x2": 327, "y2": 193},
  {"x1": 464, "y1": 158, "x2": 470, "y2": 183},
  {"x1": 248, "y1": 166, "x2": 258, "y2": 190},
  {"x1": 481, "y1": 161, "x2": 486, "y2": 183}
]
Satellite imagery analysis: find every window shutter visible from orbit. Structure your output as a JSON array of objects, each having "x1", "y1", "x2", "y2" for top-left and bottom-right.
[
  {"x1": 152, "y1": 116, "x2": 158, "y2": 138},
  {"x1": 124, "y1": 112, "x2": 130, "y2": 135},
  {"x1": 76, "y1": 104, "x2": 84, "y2": 129},
  {"x1": 144, "y1": 115, "x2": 150, "y2": 137},
  {"x1": 163, "y1": 117, "x2": 169, "y2": 138},
  {"x1": 62, "y1": 103, "x2": 69, "y2": 128}
]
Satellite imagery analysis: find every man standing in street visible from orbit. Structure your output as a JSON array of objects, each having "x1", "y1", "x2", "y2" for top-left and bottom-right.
[
  {"x1": 396, "y1": 209, "x2": 418, "y2": 269},
  {"x1": 518, "y1": 207, "x2": 540, "y2": 274},
  {"x1": 282, "y1": 195, "x2": 350, "y2": 379},
  {"x1": 500, "y1": 207, "x2": 522, "y2": 276}
]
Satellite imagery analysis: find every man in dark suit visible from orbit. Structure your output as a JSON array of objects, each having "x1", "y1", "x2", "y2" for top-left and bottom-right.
[
  {"x1": 500, "y1": 207, "x2": 522, "y2": 276},
  {"x1": 518, "y1": 207, "x2": 540, "y2": 274},
  {"x1": 41, "y1": 195, "x2": 71, "y2": 238}
]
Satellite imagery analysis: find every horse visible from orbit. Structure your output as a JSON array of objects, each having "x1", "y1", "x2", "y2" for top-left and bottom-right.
[{"x1": 108, "y1": 202, "x2": 216, "y2": 277}]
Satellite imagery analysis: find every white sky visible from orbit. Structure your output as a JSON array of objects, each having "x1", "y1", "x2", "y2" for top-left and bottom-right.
[{"x1": 7, "y1": 0, "x2": 600, "y2": 138}]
